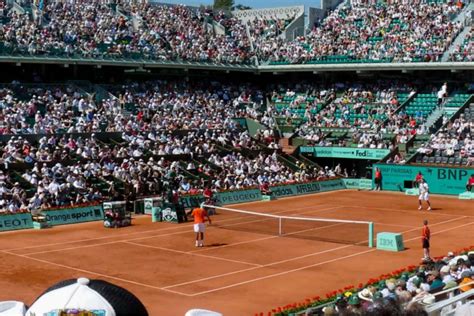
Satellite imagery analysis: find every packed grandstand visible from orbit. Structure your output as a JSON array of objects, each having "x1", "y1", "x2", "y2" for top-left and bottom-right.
[
  {"x1": 0, "y1": 0, "x2": 473, "y2": 315},
  {"x1": 0, "y1": 0, "x2": 473, "y2": 65}
]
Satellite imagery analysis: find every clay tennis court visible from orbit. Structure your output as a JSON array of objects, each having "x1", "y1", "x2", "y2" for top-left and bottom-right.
[{"x1": 0, "y1": 190, "x2": 472, "y2": 315}]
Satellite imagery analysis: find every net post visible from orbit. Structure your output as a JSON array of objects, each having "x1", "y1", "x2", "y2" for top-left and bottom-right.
[
  {"x1": 279, "y1": 217, "x2": 282, "y2": 236},
  {"x1": 368, "y1": 222, "x2": 374, "y2": 248}
]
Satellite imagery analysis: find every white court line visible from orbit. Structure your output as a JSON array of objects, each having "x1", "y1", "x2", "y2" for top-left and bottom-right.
[
  {"x1": 191, "y1": 221, "x2": 416, "y2": 254},
  {"x1": 124, "y1": 241, "x2": 262, "y2": 267},
  {"x1": 190, "y1": 221, "x2": 347, "y2": 254},
  {"x1": 0, "y1": 250, "x2": 191, "y2": 297},
  {"x1": 5, "y1": 223, "x2": 193, "y2": 252},
  {"x1": 20, "y1": 207, "x2": 462, "y2": 257},
  {"x1": 13, "y1": 199, "x2": 433, "y2": 253},
  {"x1": 186, "y1": 248, "x2": 377, "y2": 296},
  {"x1": 161, "y1": 244, "x2": 351, "y2": 290},
  {"x1": 404, "y1": 222, "x2": 474, "y2": 243},
  {"x1": 23, "y1": 241, "x2": 126, "y2": 256},
  {"x1": 228, "y1": 190, "x2": 351, "y2": 207},
  {"x1": 20, "y1": 206, "x2": 342, "y2": 256},
  {"x1": 163, "y1": 216, "x2": 467, "y2": 290},
  {"x1": 126, "y1": 206, "x2": 341, "y2": 244},
  {"x1": 191, "y1": 235, "x2": 280, "y2": 253},
  {"x1": 7, "y1": 205, "x2": 340, "y2": 252},
  {"x1": 19, "y1": 210, "x2": 426, "y2": 257},
  {"x1": 338, "y1": 204, "x2": 474, "y2": 218},
  {"x1": 183, "y1": 220, "x2": 474, "y2": 296},
  {"x1": 2, "y1": 218, "x2": 471, "y2": 298}
]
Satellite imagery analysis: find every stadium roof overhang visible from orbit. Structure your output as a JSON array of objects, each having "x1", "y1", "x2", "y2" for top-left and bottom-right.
[
  {"x1": 258, "y1": 62, "x2": 474, "y2": 72},
  {"x1": 1, "y1": 56, "x2": 473, "y2": 73},
  {"x1": 0, "y1": 56, "x2": 257, "y2": 72}
]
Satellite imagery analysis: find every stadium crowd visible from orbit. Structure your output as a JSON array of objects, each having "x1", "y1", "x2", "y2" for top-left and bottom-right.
[
  {"x1": 0, "y1": 80, "x2": 266, "y2": 135},
  {"x1": 283, "y1": 84, "x2": 414, "y2": 148},
  {"x1": 316, "y1": 251, "x2": 474, "y2": 316},
  {"x1": 449, "y1": 29, "x2": 473, "y2": 62},
  {"x1": 0, "y1": 0, "x2": 471, "y2": 64},
  {"x1": 207, "y1": 152, "x2": 318, "y2": 190},
  {"x1": 1, "y1": 74, "x2": 472, "y2": 214},
  {"x1": 0, "y1": 2, "x2": 474, "y2": 316},
  {"x1": 0, "y1": 1, "x2": 254, "y2": 64},
  {"x1": 0, "y1": 78, "x2": 329, "y2": 213},
  {"x1": 416, "y1": 116, "x2": 473, "y2": 160},
  {"x1": 261, "y1": 0, "x2": 464, "y2": 64}
]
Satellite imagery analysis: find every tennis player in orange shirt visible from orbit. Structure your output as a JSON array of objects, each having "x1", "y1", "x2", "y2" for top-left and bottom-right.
[{"x1": 191, "y1": 205, "x2": 212, "y2": 247}]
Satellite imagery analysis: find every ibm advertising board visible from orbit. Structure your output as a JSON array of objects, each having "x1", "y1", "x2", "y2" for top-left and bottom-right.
[{"x1": 373, "y1": 164, "x2": 473, "y2": 195}]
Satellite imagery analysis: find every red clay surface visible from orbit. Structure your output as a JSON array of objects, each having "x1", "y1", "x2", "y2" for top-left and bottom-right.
[{"x1": 0, "y1": 190, "x2": 473, "y2": 315}]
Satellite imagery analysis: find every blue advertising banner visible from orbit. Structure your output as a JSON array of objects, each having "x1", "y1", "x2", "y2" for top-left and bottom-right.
[
  {"x1": 301, "y1": 147, "x2": 390, "y2": 160},
  {"x1": 43, "y1": 205, "x2": 104, "y2": 226},
  {"x1": 0, "y1": 213, "x2": 33, "y2": 232},
  {"x1": 373, "y1": 164, "x2": 473, "y2": 195},
  {"x1": 180, "y1": 189, "x2": 263, "y2": 208},
  {"x1": 343, "y1": 178, "x2": 373, "y2": 190},
  {"x1": 271, "y1": 179, "x2": 345, "y2": 198},
  {"x1": 217, "y1": 189, "x2": 262, "y2": 204},
  {"x1": 179, "y1": 180, "x2": 346, "y2": 207}
]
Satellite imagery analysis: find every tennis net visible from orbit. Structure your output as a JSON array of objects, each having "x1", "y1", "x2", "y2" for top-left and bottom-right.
[{"x1": 202, "y1": 205, "x2": 374, "y2": 247}]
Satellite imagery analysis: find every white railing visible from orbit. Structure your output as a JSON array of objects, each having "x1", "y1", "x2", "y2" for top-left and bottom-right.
[{"x1": 425, "y1": 286, "x2": 474, "y2": 316}]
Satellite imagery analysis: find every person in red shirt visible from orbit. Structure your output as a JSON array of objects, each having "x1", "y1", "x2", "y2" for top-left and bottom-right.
[
  {"x1": 203, "y1": 187, "x2": 213, "y2": 202},
  {"x1": 414, "y1": 172, "x2": 423, "y2": 188},
  {"x1": 260, "y1": 181, "x2": 272, "y2": 196},
  {"x1": 190, "y1": 206, "x2": 212, "y2": 247},
  {"x1": 466, "y1": 175, "x2": 474, "y2": 192},
  {"x1": 422, "y1": 220, "x2": 431, "y2": 262},
  {"x1": 202, "y1": 187, "x2": 217, "y2": 215},
  {"x1": 374, "y1": 168, "x2": 382, "y2": 191}
]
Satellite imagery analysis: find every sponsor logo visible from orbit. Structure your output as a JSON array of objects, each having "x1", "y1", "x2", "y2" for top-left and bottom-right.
[
  {"x1": 0, "y1": 218, "x2": 30, "y2": 228},
  {"x1": 295, "y1": 183, "x2": 320, "y2": 194},
  {"x1": 45, "y1": 208, "x2": 102, "y2": 224},
  {"x1": 219, "y1": 191, "x2": 261, "y2": 204},
  {"x1": 379, "y1": 238, "x2": 394, "y2": 247},
  {"x1": 355, "y1": 150, "x2": 368, "y2": 157},
  {"x1": 162, "y1": 208, "x2": 177, "y2": 222},
  {"x1": 438, "y1": 169, "x2": 468, "y2": 181},
  {"x1": 180, "y1": 196, "x2": 206, "y2": 208},
  {"x1": 272, "y1": 186, "x2": 295, "y2": 197},
  {"x1": 144, "y1": 199, "x2": 153, "y2": 213}
]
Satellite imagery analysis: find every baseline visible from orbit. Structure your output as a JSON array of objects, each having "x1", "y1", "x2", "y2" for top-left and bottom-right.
[
  {"x1": 8, "y1": 205, "x2": 341, "y2": 252},
  {"x1": 180, "y1": 220, "x2": 474, "y2": 296},
  {"x1": 0, "y1": 250, "x2": 191, "y2": 297},
  {"x1": 163, "y1": 216, "x2": 467, "y2": 291},
  {"x1": 21, "y1": 205, "x2": 342, "y2": 256},
  {"x1": 124, "y1": 241, "x2": 262, "y2": 267},
  {"x1": 3, "y1": 219, "x2": 471, "y2": 299}
]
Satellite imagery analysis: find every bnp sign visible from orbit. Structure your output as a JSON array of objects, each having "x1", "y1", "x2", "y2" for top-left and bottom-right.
[{"x1": 373, "y1": 164, "x2": 473, "y2": 195}]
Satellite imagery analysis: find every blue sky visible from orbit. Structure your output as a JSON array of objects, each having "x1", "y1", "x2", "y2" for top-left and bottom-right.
[{"x1": 152, "y1": 0, "x2": 321, "y2": 9}]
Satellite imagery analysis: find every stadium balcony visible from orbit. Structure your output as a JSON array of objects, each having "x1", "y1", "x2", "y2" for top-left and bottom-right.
[
  {"x1": 449, "y1": 29, "x2": 474, "y2": 62},
  {"x1": 0, "y1": 1, "x2": 473, "y2": 72},
  {"x1": 407, "y1": 93, "x2": 473, "y2": 167},
  {"x1": 0, "y1": 80, "x2": 326, "y2": 213}
]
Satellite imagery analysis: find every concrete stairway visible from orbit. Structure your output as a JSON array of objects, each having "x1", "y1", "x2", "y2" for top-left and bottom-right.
[
  {"x1": 442, "y1": 2, "x2": 474, "y2": 61},
  {"x1": 442, "y1": 26, "x2": 472, "y2": 61},
  {"x1": 423, "y1": 106, "x2": 444, "y2": 130}
]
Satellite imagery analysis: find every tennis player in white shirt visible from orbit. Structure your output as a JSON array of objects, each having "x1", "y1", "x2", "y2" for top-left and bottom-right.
[{"x1": 418, "y1": 179, "x2": 432, "y2": 211}]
